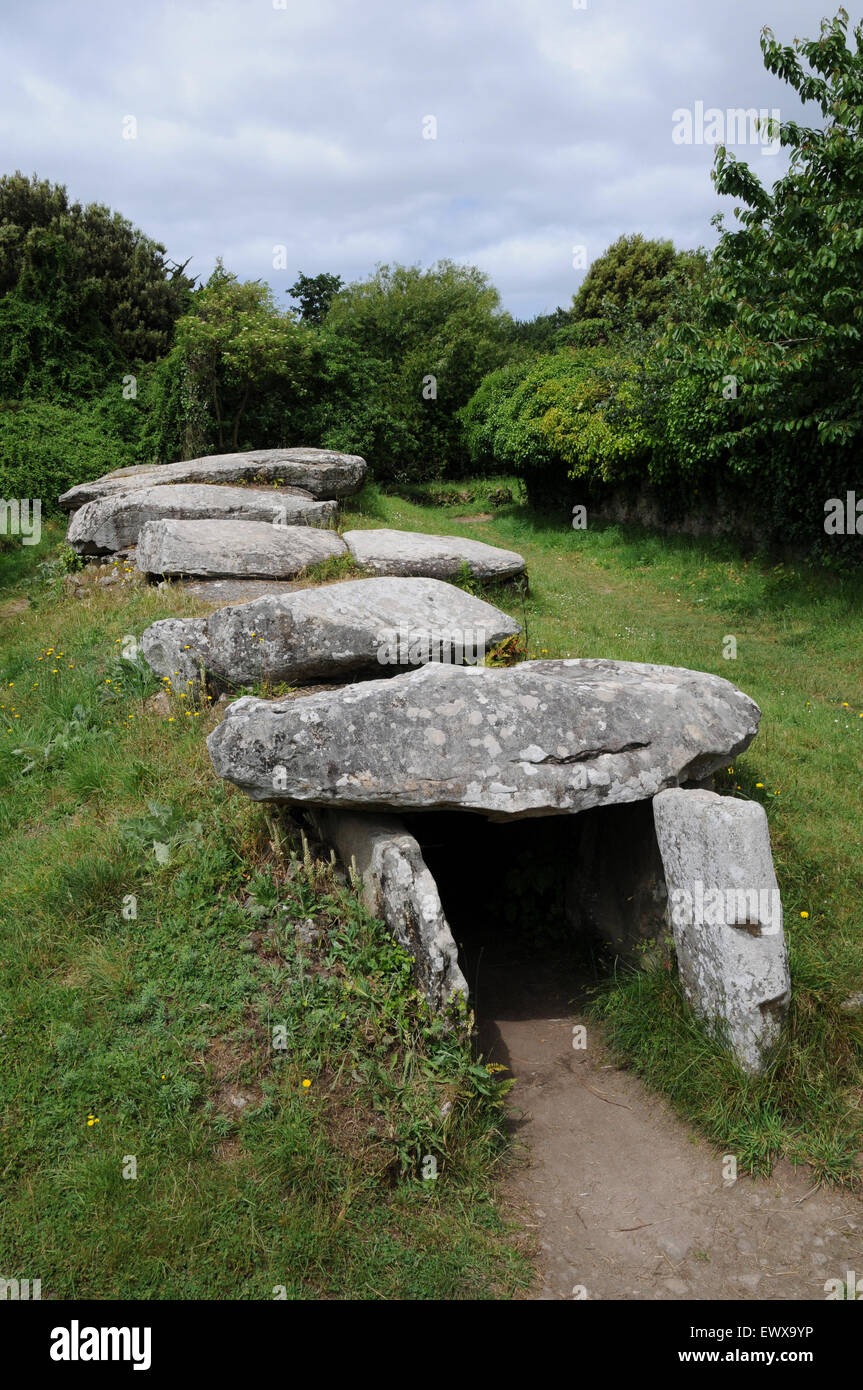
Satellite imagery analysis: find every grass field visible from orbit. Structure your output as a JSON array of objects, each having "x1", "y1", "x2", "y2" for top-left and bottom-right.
[{"x1": 1, "y1": 483, "x2": 862, "y2": 1298}]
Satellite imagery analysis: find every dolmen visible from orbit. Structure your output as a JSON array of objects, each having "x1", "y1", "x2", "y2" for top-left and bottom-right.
[{"x1": 205, "y1": 656, "x2": 791, "y2": 1072}]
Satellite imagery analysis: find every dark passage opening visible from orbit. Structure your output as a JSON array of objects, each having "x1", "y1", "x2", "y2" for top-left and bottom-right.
[{"x1": 403, "y1": 801, "x2": 668, "y2": 1061}]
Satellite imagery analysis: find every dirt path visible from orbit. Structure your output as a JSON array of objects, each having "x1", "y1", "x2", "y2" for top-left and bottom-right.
[{"x1": 466, "y1": 945, "x2": 862, "y2": 1302}]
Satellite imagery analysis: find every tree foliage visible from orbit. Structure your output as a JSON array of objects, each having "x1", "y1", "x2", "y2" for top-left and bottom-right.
[
  {"x1": 0, "y1": 172, "x2": 194, "y2": 397},
  {"x1": 669, "y1": 7, "x2": 863, "y2": 454},
  {"x1": 287, "y1": 271, "x2": 344, "y2": 325},
  {"x1": 321, "y1": 261, "x2": 511, "y2": 477},
  {"x1": 143, "y1": 263, "x2": 320, "y2": 460},
  {"x1": 573, "y1": 233, "x2": 705, "y2": 328}
]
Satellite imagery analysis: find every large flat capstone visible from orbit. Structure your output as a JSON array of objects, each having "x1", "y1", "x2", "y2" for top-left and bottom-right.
[
  {"x1": 136, "y1": 519, "x2": 346, "y2": 579},
  {"x1": 652, "y1": 787, "x2": 791, "y2": 1074},
  {"x1": 140, "y1": 576, "x2": 521, "y2": 685},
  {"x1": 343, "y1": 528, "x2": 525, "y2": 581},
  {"x1": 59, "y1": 448, "x2": 367, "y2": 510},
  {"x1": 206, "y1": 659, "x2": 761, "y2": 818},
  {"x1": 67, "y1": 484, "x2": 337, "y2": 555}
]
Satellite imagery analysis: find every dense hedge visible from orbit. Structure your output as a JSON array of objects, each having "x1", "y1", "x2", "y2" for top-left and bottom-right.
[
  {"x1": 0, "y1": 397, "x2": 141, "y2": 515},
  {"x1": 460, "y1": 348, "x2": 653, "y2": 485}
]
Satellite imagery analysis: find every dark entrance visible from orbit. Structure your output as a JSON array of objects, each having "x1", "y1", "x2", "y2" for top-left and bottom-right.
[{"x1": 403, "y1": 800, "x2": 669, "y2": 1059}]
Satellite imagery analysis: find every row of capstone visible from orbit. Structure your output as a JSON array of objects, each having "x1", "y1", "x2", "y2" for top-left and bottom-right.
[
  {"x1": 61, "y1": 448, "x2": 791, "y2": 1076},
  {"x1": 60, "y1": 447, "x2": 526, "y2": 583}
]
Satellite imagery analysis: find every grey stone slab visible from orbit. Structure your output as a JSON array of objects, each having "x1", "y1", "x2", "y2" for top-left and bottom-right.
[
  {"x1": 653, "y1": 787, "x2": 791, "y2": 1073},
  {"x1": 206, "y1": 658, "x2": 761, "y2": 818},
  {"x1": 140, "y1": 575, "x2": 520, "y2": 685},
  {"x1": 136, "y1": 518, "x2": 346, "y2": 578},
  {"x1": 343, "y1": 528, "x2": 525, "y2": 580},
  {"x1": 59, "y1": 447, "x2": 367, "y2": 509},
  {"x1": 67, "y1": 483, "x2": 337, "y2": 554}
]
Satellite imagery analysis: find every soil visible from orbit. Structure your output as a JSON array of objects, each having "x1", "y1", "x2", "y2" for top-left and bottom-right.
[{"x1": 461, "y1": 941, "x2": 863, "y2": 1301}]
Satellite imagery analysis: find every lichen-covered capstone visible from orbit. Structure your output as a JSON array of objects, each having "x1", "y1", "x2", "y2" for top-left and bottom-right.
[
  {"x1": 140, "y1": 576, "x2": 520, "y2": 685},
  {"x1": 206, "y1": 658, "x2": 761, "y2": 818},
  {"x1": 59, "y1": 447, "x2": 367, "y2": 510}
]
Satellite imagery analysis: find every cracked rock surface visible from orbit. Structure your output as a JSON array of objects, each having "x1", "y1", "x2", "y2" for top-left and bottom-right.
[{"x1": 207, "y1": 658, "x2": 761, "y2": 818}]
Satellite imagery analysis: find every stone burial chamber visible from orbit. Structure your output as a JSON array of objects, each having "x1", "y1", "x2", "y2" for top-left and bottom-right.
[{"x1": 206, "y1": 658, "x2": 791, "y2": 1073}]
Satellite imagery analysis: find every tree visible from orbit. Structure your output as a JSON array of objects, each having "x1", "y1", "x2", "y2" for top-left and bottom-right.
[
  {"x1": 152, "y1": 263, "x2": 319, "y2": 457},
  {"x1": 287, "y1": 271, "x2": 344, "y2": 325},
  {"x1": 673, "y1": 7, "x2": 863, "y2": 450},
  {"x1": 321, "y1": 260, "x2": 510, "y2": 477},
  {"x1": 0, "y1": 172, "x2": 194, "y2": 395},
  {"x1": 660, "y1": 7, "x2": 863, "y2": 551},
  {"x1": 572, "y1": 234, "x2": 704, "y2": 328}
]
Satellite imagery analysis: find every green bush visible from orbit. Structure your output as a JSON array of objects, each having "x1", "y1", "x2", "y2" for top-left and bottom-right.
[
  {"x1": 460, "y1": 348, "x2": 652, "y2": 491},
  {"x1": 0, "y1": 397, "x2": 140, "y2": 514}
]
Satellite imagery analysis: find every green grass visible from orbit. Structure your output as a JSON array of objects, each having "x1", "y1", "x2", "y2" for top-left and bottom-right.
[{"x1": 343, "y1": 483, "x2": 863, "y2": 1186}]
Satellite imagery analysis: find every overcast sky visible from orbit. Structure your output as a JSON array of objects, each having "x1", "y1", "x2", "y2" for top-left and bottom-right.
[{"x1": 3, "y1": 0, "x2": 855, "y2": 318}]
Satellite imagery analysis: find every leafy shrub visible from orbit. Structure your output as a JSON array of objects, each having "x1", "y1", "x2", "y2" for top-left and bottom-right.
[
  {"x1": 0, "y1": 396, "x2": 140, "y2": 515},
  {"x1": 460, "y1": 348, "x2": 652, "y2": 488}
]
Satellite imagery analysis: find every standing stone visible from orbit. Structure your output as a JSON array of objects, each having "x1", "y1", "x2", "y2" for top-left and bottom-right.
[
  {"x1": 652, "y1": 787, "x2": 791, "y2": 1074},
  {"x1": 308, "y1": 809, "x2": 467, "y2": 1010},
  {"x1": 136, "y1": 518, "x2": 346, "y2": 578}
]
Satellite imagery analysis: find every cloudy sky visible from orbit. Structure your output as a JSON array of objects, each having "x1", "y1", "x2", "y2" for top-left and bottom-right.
[{"x1": 3, "y1": 0, "x2": 852, "y2": 318}]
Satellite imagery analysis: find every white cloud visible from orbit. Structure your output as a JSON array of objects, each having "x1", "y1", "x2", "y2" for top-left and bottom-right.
[{"x1": 0, "y1": 0, "x2": 831, "y2": 313}]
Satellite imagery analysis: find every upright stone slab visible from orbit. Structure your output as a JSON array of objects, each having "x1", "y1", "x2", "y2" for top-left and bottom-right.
[
  {"x1": 342, "y1": 528, "x2": 525, "y2": 581},
  {"x1": 652, "y1": 787, "x2": 791, "y2": 1074},
  {"x1": 136, "y1": 518, "x2": 346, "y2": 579},
  {"x1": 66, "y1": 484, "x2": 337, "y2": 555},
  {"x1": 140, "y1": 576, "x2": 520, "y2": 685},
  {"x1": 308, "y1": 809, "x2": 467, "y2": 1010},
  {"x1": 59, "y1": 447, "x2": 367, "y2": 510}
]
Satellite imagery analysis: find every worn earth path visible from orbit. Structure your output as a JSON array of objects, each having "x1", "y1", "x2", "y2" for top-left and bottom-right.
[{"x1": 464, "y1": 944, "x2": 861, "y2": 1302}]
